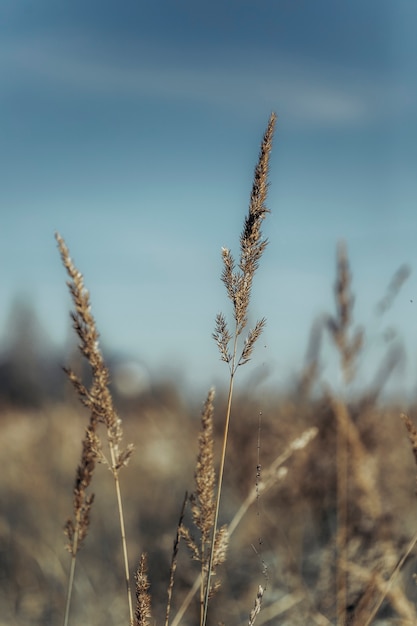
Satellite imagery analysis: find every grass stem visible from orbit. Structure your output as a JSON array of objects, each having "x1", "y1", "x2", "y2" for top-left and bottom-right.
[{"x1": 202, "y1": 370, "x2": 236, "y2": 626}]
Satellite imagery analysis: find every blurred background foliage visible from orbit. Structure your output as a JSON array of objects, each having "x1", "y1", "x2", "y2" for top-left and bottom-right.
[{"x1": 2, "y1": 294, "x2": 417, "y2": 625}]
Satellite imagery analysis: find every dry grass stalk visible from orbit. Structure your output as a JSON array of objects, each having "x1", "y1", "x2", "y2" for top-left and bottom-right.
[
  {"x1": 346, "y1": 541, "x2": 417, "y2": 626},
  {"x1": 203, "y1": 112, "x2": 276, "y2": 626},
  {"x1": 65, "y1": 428, "x2": 96, "y2": 553},
  {"x1": 56, "y1": 232, "x2": 134, "y2": 625},
  {"x1": 376, "y1": 264, "x2": 411, "y2": 316},
  {"x1": 62, "y1": 424, "x2": 97, "y2": 626},
  {"x1": 327, "y1": 241, "x2": 363, "y2": 385},
  {"x1": 358, "y1": 414, "x2": 417, "y2": 623},
  {"x1": 165, "y1": 492, "x2": 187, "y2": 626},
  {"x1": 170, "y1": 574, "x2": 201, "y2": 626},
  {"x1": 302, "y1": 261, "x2": 409, "y2": 401},
  {"x1": 244, "y1": 591, "x2": 332, "y2": 626},
  {"x1": 324, "y1": 242, "x2": 364, "y2": 626},
  {"x1": 341, "y1": 413, "x2": 417, "y2": 623},
  {"x1": 228, "y1": 426, "x2": 318, "y2": 537},
  {"x1": 320, "y1": 323, "x2": 412, "y2": 625},
  {"x1": 337, "y1": 404, "x2": 348, "y2": 626},
  {"x1": 134, "y1": 553, "x2": 152, "y2": 626},
  {"x1": 181, "y1": 388, "x2": 229, "y2": 621},
  {"x1": 192, "y1": 388, "x2": 216, "y2": 550},
  {"x1": 326, "y1": 392, "x2": 381, "y2": 521},
  {"x1": 170, "y1": 426, "x2": 317, "y2": 626},
  {"x1": 248, "y1": 584, "x2": 264, "y2": 626},
  {"x1": 401, "y1": 413, "x2": 417, "y2": 476}
]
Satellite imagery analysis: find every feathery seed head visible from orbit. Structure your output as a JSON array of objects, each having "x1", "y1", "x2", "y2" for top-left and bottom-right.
[{"x1": 215, "y1": 113, "x2": 276, "y2": 369}]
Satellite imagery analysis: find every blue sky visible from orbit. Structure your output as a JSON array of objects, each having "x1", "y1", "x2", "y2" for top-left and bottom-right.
[{"x1": 1, "y1": 0, "x2": 417, "y2": 397}]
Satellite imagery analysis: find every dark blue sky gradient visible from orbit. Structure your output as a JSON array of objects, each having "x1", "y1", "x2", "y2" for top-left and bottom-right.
[{"x1": 1, "y1": 0, "x2": 416, "y2": 395}]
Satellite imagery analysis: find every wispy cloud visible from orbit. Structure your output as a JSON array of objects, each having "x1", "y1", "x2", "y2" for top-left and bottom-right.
[{"x1": 1, "y1": 36, "x2": 415, "y2": 129}]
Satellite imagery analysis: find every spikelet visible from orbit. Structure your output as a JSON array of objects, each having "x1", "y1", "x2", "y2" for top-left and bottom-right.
[{"x1": 134, "y1": 554, "x2": 152, "y2": 626}]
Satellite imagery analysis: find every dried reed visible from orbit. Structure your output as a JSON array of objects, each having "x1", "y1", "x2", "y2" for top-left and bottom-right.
[
  {"x1": 134, "y1": 553, "x2": 152, "y2": 626},
  {"x1": 164, "y1": 493, "x2": 187, "y2": 626},
  {"x1": 180, "y1": 388, "x2": 229, "y2": 622},
  {"x1": 314, "y1": 245, "x2": 415, "y2": 624},
  {"x1": 327, "y1": 242, "x2": 363, "y2": 625},
  {"x1": 170, "y1": 426, "x2": 317, "y2": 626},
  {"x1": 56, "y1": 233, "x2": 134, "y2": 625},
  {"x1": 204, "y1": 112, "x2": 276, "y2": 626},
  {"x1": 327, "y1": 241, "x2": 363, "y2": 385}
]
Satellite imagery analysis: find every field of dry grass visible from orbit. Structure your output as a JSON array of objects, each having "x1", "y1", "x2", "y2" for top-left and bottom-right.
[
  {"x1": 1, "y1": 114, "x2": 417, "y2": 626},
  {"x1": 2, "y1": 391, "x2": 417, "y2": 625}
]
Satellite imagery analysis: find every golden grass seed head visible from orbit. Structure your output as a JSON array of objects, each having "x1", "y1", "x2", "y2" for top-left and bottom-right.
[
  {"x1": 192, "y1": 388, "x2": 216, "y2": 543},
  {"x1": 134, "y1": 553, "x2": 152, "y2": 626}
]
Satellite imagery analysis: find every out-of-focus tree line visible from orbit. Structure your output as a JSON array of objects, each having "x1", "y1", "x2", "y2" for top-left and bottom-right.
[
  {"x1": 0, "y1": 298, "x2": 66, "y2": 407},
  {"x1": 0, "y1": 297, "x2": 177, "y2": 411}
]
